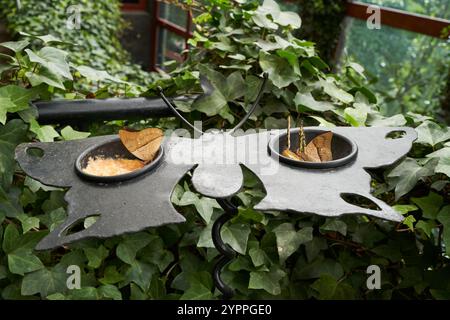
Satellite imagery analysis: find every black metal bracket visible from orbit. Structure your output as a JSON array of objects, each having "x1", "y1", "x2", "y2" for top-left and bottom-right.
[{"x1": 213, "y1": 198, "x2": 239, "y2": 299}]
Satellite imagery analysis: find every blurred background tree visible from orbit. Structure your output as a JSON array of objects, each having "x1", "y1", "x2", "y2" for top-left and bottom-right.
[
  {"x1": 341, "y1": 0, "x2": 450, "y2": 121},
  {"x1": 276, "y1": 0, "x2": 450, "y2": 123}
]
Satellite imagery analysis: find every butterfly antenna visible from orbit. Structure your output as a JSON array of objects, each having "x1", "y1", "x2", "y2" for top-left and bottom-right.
[
  {"x1": 157, "y1": 86, "x2": 204, "y2": 135},
  {"x1": 298, "y1": 119, "x2": 306, "y2": 153},
  {"x1": 229, "y1": 72, "x2": 268, "y2": 135},
  {"x1": 287, "y1": 115, "x2": 291, "y2": 150}
]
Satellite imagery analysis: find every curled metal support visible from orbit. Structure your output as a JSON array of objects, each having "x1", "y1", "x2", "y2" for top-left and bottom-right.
[
  {"x1": 157, "y1": 86, "x2": 204, "y2": 135},
  {"x1": 212, "y1": 198, "x2": 239, "y2": 299},
  {"x1": 229, "y1": 72, "x2": 268, "y2": 135},
  {"x1": 158, "y1": 72, "x2": 268, "y2": 137}
]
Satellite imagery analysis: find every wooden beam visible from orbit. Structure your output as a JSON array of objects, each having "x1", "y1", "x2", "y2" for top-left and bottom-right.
[
  {"x1": 157, "y1": 18, "x2": 193, "y2": 38},
  {"x1": 121, "y1": 0, "x2": 148, "y2": 11},
  {"x1": 346, "y1": 1, "x2": 450, "y2": 38}
]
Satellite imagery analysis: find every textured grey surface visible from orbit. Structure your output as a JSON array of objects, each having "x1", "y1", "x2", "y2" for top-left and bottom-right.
[
  {"x1": 15, "y1": 136, "x2": 192, "y2": 250},
  {"x1": 244, "y1": 127, "x2": 417, "y2": 222},
  {"x1": 15, "y1": 126, "x2": 417, "y2": 250}
]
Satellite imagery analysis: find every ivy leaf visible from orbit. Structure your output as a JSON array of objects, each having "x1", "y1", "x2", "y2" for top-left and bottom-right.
[
  {"x1": 0, "y1": 40, "x2": 29, "y2": 52},
  {"x1": 347, "y1": 62, "x2": 365, "y2": 78},
  {"x1": 415, "y1": 121, "x2": 450, "y2": 147},
  {"x1": 430, "y1": 289, "x2": 450, "y2": 300},
  {"x1": 139, "y1": 237, "x2": 174, "y2": 272},
  {"x1": 180, "y1": 283, "x2": 213, "y2": 300},
  {"x1": 320, "y1": 78, "x2": 354, "y2": 104},
  {"x1": 259, "y1": 52, "x2": 297, "y2": 88},
  {"x1": 224, "y1": 71, "x2": 246, "y2": 100},
  {"x1": 252, "y1": 11, "x2": 278, "y2": 30},
  {"x1": 195, "y1": 197, "x2": 220, "y2": 224},
  {"x1": 0, "y1": 186, "x2": 24, "y2": 218},
  {"x1": 311, "y1": 274, "x2": 338, "y2": 299},
  {"x1": 273, "y1": 223, "x2": 313, "y2": 263},
  {"x1": 276, "y1": 49, "x2": 300, "y2": 75},
  {"x1": 245, "y1": 75, "x2": 264, "y2": 102},
  {"x1": 416, "y1": 220, "x2": 436, "y2": 238},
  {"x1": 48, "y1": 207, "x2": 67, "y2": 231},
  {"x1": 387, "y1": 158, "x2": 436, "y2": 200},
  {"x1": 19, "y1": 32, "x2": 69, "y2": 45},
  {"x1": 98, "y1": 285, "x2": 122, "y2": 300},
  {"x1": 437, "y1": 206, "x2": 450, "y2": 255},
  {"x1": 100, "y1": 266, "x2": 125, "y2": 285},
  {"x1": 25, "y1": 47, "x2": 72, "y2": 80},
  {"x1": 411, "y1": 192, "x2": 443, "y2": 220},
  {"x1": 18, "y1": 214, "x2": 40, "y2": 233},
  {"x1": 45, "y1": 293, "x2": 66, "y2": 300},
  {"x1": 8, "y1": 248, "x2": 45, "y2": 275},
  {"x1": 178, "y1": 191, "x2": 219, "y2": 223},
  {"x1": 191, "y1": 89, "x2": 228, "y2": 116},
  {"x1": 116, "y1": 233, "x2": 153, "y2": 265},
  {"x1": 2, "y1": 223, "x2": 20, "y2": 253},
  {"x1": 277, "y1": 11, "x2": 301, "y2": 28},
  {"x1": 61, "y1": 126, "x2": 91, "y2": 140},
  {"x1": 309, "y1": 116, "x2": 336, "y2": 128},
  {"x1": 295, "y1": 256, "x2": 344, "y2": 280},
  {"x1": 248, "y1": 266, "x2": 286, "y2": 295},
  {"x1": 435, "y1": 158, "x2": 450, "y2": 178},
  {"x1": 392, "y1": 204, "x2": 418, "y2": 215},
  {"x1": 249, "y1": 248, "x2": 267, "y2": 267},
  {"x1": 320, "y1": 219, "x2": 347, "y2": 236},
  {"x1": 178, "y1": 191, "x2": 199, "y2": 206},
  {"x1": 264, "y1": 116, "x2": 287, "y2": 129},
  {"x1": 21, "y1": 267, "x2": 67, "y2": 298},
  {"x1": 29, "y1": 119, "x2": 60, "y2": 142},
  {"x1": 197, "y1": 222, "x2": 214, "y2": 248},
  {"x1": 123, "y1": 260, "x2": 156, "y2": 292},
  {"x1": 294, "y1": 92, "x2": 335, "y2": 112},
  {"x1": 68, "y1": 287, "x2": 99, "y2": 300},
  {"x1": 83, "y1": 245, "x2": 109, "y2": 269},
  {"x1": 75, "y1": 65, "x2": 124, "y2": 84},
  {"x1": 256, "y1": 39, "x2": 284, "y2": 52},
  {"x1": 367, "y1": 114, "x2": 406, "y2": 127},
  {"x1": 218, "y1": 105, "x2": 235, "y2": 124},
  {"x1": 402, "y1": 215, "x2": 416, "y2": 231},
  {"x1": 221, "y1": 223, "x2": 251, "y2": 255},
  {"x1": 26, "y1": 67, "x2": 65, "y2": 89},
  {"x1": 0, "y1": 265, "x2": 7, "y2": 280},
  {"x1": 0, "y1": 85, "x2": 35, "y2": 124},
  {"x1": 253, "y1": 0, "x2": 301, "y2": 29},
  {"x1": 261, "y1": 99, "x2": 289, "y2": 116},
  {"x1": 344, "y1": 105, "x2": 368, "y2": 127},
  {"x1": 25, "y1": 176, "x2": 51, "y2": 193},
  {"x1": 427, "y1": 147, "x2": 450, "y2": 160},
  {"x1": 372, "y1": 243, "x2": 402, "y2": 262}
]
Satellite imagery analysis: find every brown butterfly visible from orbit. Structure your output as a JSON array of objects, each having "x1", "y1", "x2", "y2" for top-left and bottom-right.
[
  {"x1": 282, "y1": 127, "x2": 333, "y2": 162},
  {"x1": 119, "y1": 128, "x2": 164, "y2": 162}
]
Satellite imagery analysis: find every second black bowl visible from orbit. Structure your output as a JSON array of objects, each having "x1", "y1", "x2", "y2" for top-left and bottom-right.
[{"x1": 268, "y1": 128, "x2": 358, "y2": 169}]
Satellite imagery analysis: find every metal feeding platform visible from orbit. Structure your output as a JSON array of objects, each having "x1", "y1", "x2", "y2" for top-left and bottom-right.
[{"x1": 15, "y1": 76, "x2": 417, "y2": 298}]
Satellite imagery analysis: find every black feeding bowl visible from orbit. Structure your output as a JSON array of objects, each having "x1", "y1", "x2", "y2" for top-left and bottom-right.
[
  {"x1": 75, "y1": 137, "x2": 163, "y2": 182},
  {"x1": 268, "y1": 128, "x2": 358, "y2": 169}
]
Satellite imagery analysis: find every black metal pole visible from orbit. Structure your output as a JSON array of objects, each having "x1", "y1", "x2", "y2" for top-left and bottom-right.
[
  {"x1": 213, "y1": 198, "x2": 238, "y2": 299},
  {"x1": 33, "y1": 97, "x2": 176, "y2": 124}
]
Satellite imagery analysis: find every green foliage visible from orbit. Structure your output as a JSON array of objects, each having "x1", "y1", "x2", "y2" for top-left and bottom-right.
[
  {"x1": 343, "y1": 0, "x2": 450, "y2": 120},
  {"x1": 294, "y1": 0, "x2": 347, "y2": 66},
  {"x1": 0, "y1": 0, "x2": 155, "y2": 88},
  {"x1": 0, "y1": 0, "x2": 449, "y2": 300}
]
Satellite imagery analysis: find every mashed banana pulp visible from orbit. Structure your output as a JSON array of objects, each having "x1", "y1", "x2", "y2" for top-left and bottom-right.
[{"x1": 83, "y1": 157, "x2": 145, "y2": 176}]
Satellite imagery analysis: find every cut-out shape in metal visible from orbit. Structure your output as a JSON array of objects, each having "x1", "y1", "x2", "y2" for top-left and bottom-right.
[{"x1": 15, "y1": 126, "x2": 416, "y2": 252}]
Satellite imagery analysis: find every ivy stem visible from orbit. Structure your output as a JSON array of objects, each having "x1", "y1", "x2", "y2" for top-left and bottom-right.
[{"x1": 32, "y1": 62, "x2": 38, "y2": 73}]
